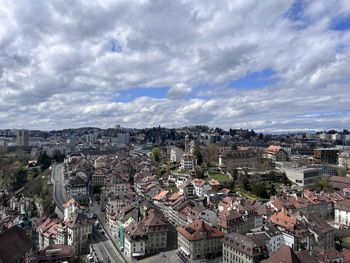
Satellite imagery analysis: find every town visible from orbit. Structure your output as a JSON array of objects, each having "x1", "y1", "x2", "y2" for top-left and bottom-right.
[{"x1": 1, "y1": 126, "x2": 350, "y2": 262}]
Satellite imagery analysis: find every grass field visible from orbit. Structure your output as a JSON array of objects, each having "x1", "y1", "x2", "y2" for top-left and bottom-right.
[{"x1": 209, "y1": 173, "x2": 232, "y2": 183}]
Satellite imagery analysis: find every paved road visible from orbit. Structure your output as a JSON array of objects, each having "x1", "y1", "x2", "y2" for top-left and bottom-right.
[
  {"x1": 92, "y1": 229, "x2": 123, "y2": 263},
  {"x1": 52, "y1": 163, "x2": 67, "y2": 210},
  {"x1": 91, "y1": 201, "x2": 127, "y2": 263}
]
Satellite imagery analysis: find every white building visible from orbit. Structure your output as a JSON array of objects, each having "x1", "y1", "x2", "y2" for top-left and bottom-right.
[
  {"x1": 339, "y1": 151, "x2": 350, "y2": 168},
  {"x1": 192, "y1": 179, "x2": 212, "y2": 197},
  {"x1": 284, "y1": 167, "x2": 320, "y2": 187},
  {"x1": 180, "y1": 154, "x2": 197, "y2": 170},
  {"x1": 335, "y1": 199, "x2": 350, "y2": 226},
  {"x1": 170, "y1": 147, "x2": 184, "y2": 163}
]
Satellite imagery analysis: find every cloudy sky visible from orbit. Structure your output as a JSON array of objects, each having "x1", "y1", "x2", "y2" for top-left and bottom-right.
[{"x1": 1, "y1": 0, "x2": 350, "y2": 131}]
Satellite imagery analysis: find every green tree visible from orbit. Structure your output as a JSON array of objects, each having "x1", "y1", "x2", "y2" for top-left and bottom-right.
[
  {"x1": 152, "y1": 147, "x2": 160, "y2": 162},
  {"x1": 252, "y1": 183, "x2": 269, "y2": 198},
  {"x1": 38, "y1": 151, "x2": 51, "y2": 170},
  {"x1": 194, "y1": 149, "x2": 203, "y2": 166}
]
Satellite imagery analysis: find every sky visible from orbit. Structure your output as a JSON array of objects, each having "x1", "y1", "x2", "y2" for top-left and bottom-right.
[{"x1": 0, "y1": 0, "x2": 350, "y2": 132}]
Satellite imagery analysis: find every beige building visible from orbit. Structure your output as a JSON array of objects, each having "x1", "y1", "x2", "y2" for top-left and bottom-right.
[
  {"x1": 66, "y1": 212, "x2": 92, "y2": 255},
  {"x1": 222, "y1": 232, "x2": 268, "y2": 263},
  {"x1": 177, "y1": 219, "x2": 224, "y2": 260},
  {"x1": 124, "y1": 210, "x2": 168, "y2": 260},
  {"x1": 92, "y1": 169, "x2": 107, "y2": 187}
]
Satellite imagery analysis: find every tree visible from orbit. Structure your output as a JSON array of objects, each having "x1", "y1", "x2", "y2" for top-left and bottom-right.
[
  {"x1": 38, "y1": 151, "x2": 51, "y2": 170},
  {"x1": 252, "y1": 183, "x2": 269, "y2": 198},
  {"x1": 151, "y1": 147, "x2": 160, "y2": 162},
  {"x1": 194, "y1": 149, "x2": 203, "y2": 166}
]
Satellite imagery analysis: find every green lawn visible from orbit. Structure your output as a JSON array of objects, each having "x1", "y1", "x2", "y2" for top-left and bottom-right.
[
  {"x1": 167, "y1": 185, "x2": 178, "y2": 193},
  {"x1": 209, "y1": 173, "x2": 232, "y2": 183}
]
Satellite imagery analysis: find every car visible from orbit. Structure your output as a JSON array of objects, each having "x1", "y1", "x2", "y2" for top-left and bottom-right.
[{"x1": 87, "y1": 255, "x2": 94, "y2": 262}]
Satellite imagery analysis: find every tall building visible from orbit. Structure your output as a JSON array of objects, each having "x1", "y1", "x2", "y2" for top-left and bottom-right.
[{"x1": 16, "y1": 129, "x2": 29, "y2": 147}]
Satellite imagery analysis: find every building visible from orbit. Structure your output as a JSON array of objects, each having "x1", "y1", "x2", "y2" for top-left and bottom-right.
[
  {"x1": 66, "y1": 212, "x2": 92, "y2": 254},
  {"x1": 0, "y1": 225, "x2": 35, "y2": 263},
  {"x1": 284, "y1": 167, "x2": 320, "y2": 187},
  {"x1": 65, "y1": 176, "x2": 88, "y2": 204},
  {"x1": 302, "y1": 214, "x2": 334, "y2": 249},
  {"x1": 177, "y1": 219, "x2": 224, "y2": 260},
  {"x1": 314, "y1": 148, "x2": 339, "y2": 165},
  {"x1": 16, "y1": 129, "x2": 29, "y2": 147},
  {"x1": 218, "y1": 207, "x2": 260, "y2": 234},
  {"x1": 180, "y1": 153, "x2": 197, "y2": 170},
  {"x1": 222, "y1": 232, "x2": 269, "y2": 263},
  {"x1": 170, "y1": 147, "x2": 185, "y2": 163},
  {"x1": 124, "y1": 210, "x2": 168, "y2": 260},
  {"x1": 247, "y1": 224, "x2": 284, "y2": 255},
  {"x1": 339, "y1": 151, "x2": 350, "y2": 168},
  {"x1": 0, "y1": 139, "x2": 8, "y2": 152},
  {"x1": 35, "y1": 244, "x2": 74, "y2": 263},
  {"x1": 335, "y1": 198, "x2": 350, "y2": 226},
  {"x1": 265, "y1": 145, "x2": 288, "y2": 161},
  {"x1": 92, "y1": 169, "x2": 107, "y2": 187}
]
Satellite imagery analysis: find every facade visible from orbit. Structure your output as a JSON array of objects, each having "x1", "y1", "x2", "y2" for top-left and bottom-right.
[
  {"x1": 222, "y1": 232, "x2": 269, "y2": 263},
  {"x1": 65, "y1": 176, "x2": 88, "y2": 204},
  {"x1": 265, "y1": 145, "x2": 288, "y2": 161},
  {"x1": 170, "y1": 147, "x2": 185, "y2": 163},
  {"x1": 339, "y1": 151, "x2": 350, "y2": 168},
  {"x1": 218, "y1": 209, "x2": 259, "y2": 234},
  {"x1": 314, "y1": 148, "x2": 339, "y2": 165},
  {"x1": 124, "y1": 210, "x2": 168, "y2": 260},
  {"x1": 92, "y1": 169, "x2": 106, "y2": 187},
  {"x1": 303, "y1": 214, "x2": 335, "y2": 249},
  {"x1": 16, "y1": 129, "x2": 29, "y2": 147},
  {"x1": 284, "y1": 167, "x2": 320, "y2": 187},
  {"x1": 247, "y1": 224, "x2": 284, "y2": 255},
  {"x1": 177, "y1": 219, "x2": 224, "y2": 260},
  {"x1": 335, "y1": 199, "x2": 350, "y2": 226},
  {"x1": 66, "y1": 213, "x2": 92, "y2": 255},
  {"x1": 180, "y1": 153, "x2": 197, "y2": 170}
]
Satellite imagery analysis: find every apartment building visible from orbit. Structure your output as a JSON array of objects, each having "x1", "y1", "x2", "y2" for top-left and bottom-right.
[
  {"x1": 222, "y1": 232, "x2": 268, "y2": 263},
  {"x1": 177, "y1": 219, "x2": 224, "y2": 260}
]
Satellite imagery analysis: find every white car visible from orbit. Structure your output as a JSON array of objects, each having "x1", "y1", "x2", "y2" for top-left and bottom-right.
[{"x1": 87, "y1": 254, "x2": 94, "y2": 262}]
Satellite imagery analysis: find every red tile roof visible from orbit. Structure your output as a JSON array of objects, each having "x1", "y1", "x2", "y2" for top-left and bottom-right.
[{"x1": 177, "y1": 219, "x2": 224, "y2": 241}]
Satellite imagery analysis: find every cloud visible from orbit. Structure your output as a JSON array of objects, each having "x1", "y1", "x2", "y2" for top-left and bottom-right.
[
  {"x1": 0, "y1": 0, "x2": 350, "y2": 131},
  {"x1": 167, "y1": 83, "x2": 192, "y2": 99}
]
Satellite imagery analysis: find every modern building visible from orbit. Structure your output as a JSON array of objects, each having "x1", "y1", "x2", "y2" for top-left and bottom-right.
[
  {"x1": 314, "y1": 148, "x2": 339, "y2": 165},
  {"x1": 284, "y1": 167, "x2": 320, "y2": 187},
  {"x1": 177, "y1": 219, "x2": 224, "y2": 260},
  {"x1": 16, "y1": 129, "x2": 29, "y2": 147}
]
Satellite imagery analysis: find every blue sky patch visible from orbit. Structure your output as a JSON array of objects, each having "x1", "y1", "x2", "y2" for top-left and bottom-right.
[
  {"x1": 284, "y1": 0, "x2": 305, "y2": 21},
  {"x1": 227, "y1": 68, "x2": 278, "y2": 89},
  {"x1": 113, "y1": 87, "x2": 168, "y2": 102},
  {"x1": 110, "y1": 39, "x2": 122, "y2": 53},
  {"x1": 331, "y1": 15, "x2": 350, "y2": 31}
]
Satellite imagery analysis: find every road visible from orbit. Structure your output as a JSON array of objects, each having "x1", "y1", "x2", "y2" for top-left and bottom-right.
[
  {"x1": 91, "y1": 200, "x2": 127, "y2": 263},
  {"x1": 52, "y1": 163, "x2": 67, "y2": 210},
  {"x1": 91, "y1": 228, "x2": 125, "y2": 263}
]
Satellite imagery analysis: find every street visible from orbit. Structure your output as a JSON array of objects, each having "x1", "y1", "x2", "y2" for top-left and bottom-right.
[
  {"x1": 52, "y1": 163, "x2": 67, "y2": 210},
  {"x1": 90, "y1": 194, "x2": 127, "y2": 263}
]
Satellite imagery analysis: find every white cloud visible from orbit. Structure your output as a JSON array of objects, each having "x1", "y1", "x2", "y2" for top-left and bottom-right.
[{"x1": 0, "y1": 0, "x2": 349, "y2": 131}]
